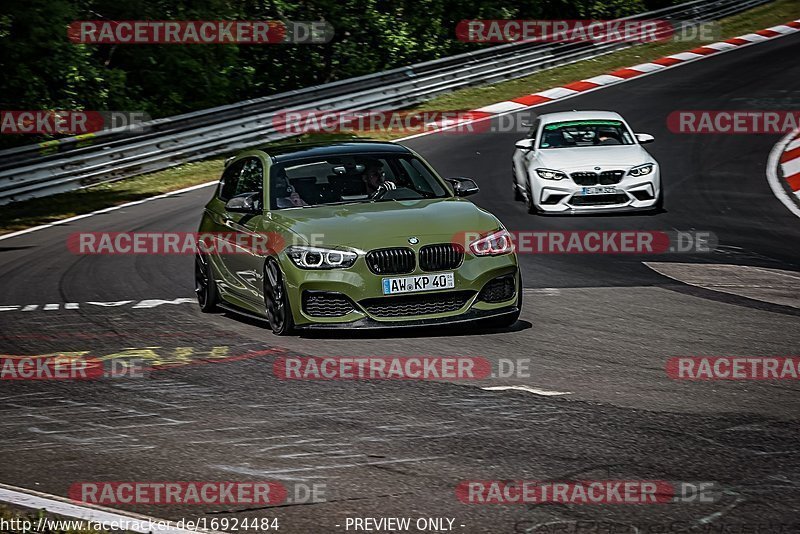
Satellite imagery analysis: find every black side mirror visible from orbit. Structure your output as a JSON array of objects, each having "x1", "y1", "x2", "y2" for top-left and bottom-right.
[
  {"x1": 446, "y1": 177, "x2": 480, "y2": 197},
  {"x1": 225, "y1": 192, "x2": 262, "y2": 213}
]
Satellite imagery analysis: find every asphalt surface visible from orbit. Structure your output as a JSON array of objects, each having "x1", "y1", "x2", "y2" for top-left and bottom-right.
[{"x1": 1, "y1": 30, "x2": 799, "y2": 533}]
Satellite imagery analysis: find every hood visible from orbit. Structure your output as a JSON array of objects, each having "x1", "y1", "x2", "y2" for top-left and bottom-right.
[
  {"x1": 536, "y1": 145, "x2": 654, "y2": 171},
  {"x1": 268, "y1": 198, "x2": 500, "y2": 249}
]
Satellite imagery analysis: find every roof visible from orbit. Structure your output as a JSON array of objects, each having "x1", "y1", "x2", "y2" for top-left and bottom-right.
[
  {"x1": 260, "y1": 141, "x2": 411, "y2": 163},
  {"x1": 539, "y1": 111, "x2": 625, "y2": 124}
]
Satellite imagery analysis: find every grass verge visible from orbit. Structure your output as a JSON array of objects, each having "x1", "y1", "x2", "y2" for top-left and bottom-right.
[{"x1": 1, "y1": 0, "x2": 798, "y2": 235}]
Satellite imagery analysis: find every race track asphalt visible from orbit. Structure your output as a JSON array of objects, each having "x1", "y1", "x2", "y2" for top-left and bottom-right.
[{"x1": 0, "y1": 31, "x2": 798, "y2": 533}]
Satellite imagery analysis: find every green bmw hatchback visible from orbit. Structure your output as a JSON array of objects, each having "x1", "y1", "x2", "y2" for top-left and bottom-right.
[{"x1": 195, "y1": 141, "x2": 521, "y2": 334}]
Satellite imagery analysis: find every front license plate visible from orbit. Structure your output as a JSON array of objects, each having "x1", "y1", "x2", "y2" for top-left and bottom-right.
[
  {"x1": 382, "y1": 272, "x2": 455, "y2": 295},
  {"x1": 580, "y1": 186, "x2": 617, "y2": 195}
]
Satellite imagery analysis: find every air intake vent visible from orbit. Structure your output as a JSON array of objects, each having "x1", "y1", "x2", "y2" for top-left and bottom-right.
[
  {"x1": 360, "y1": 291, "x2": 474, "y2": 318},
  {"x1": 302, "y1": 292, "x2": 355, "y2": 317}
]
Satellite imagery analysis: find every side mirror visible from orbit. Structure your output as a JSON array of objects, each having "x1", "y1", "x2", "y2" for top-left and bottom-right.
[
  {"x1": 635, "y1": 133, "x2": 655, "y2": 144},
  {"x1": 515, "y1": 138, "x2": 535, "y2": 150},
  {"x1": 225, "y1": 192, "x2": 261, "y2": 213},
  {"x1": 446, "y1": 177, "x2": 480, "y2": 197}
]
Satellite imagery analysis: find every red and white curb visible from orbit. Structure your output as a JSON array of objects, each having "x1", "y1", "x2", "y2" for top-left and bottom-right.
[
  {"x1": 2, "y1": 19, "x2": 799, "y2": 242},
  {"x1": 470, "y1": 20, "x2": 800, "y2": 115},
  {"x1": 767, "y1": 127, "x2": 800, "y2": 219},
  {"x1": 781, "y1": 130, "x2": 800, "y2": 196}
]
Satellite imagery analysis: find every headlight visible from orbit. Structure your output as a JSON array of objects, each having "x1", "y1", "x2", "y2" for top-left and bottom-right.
[
  {"x1": 535, "y1": 168, "x2": 567, "y2": 181},
  {"x1": 629, "y1": 164, "x2": 654, "y2": 177},
  {"x1": 469, "y1": 230, "x2": 514, "y2": 256},
  {"x1": 287, "y1": 246, "x2": 357, "y2": 269}
]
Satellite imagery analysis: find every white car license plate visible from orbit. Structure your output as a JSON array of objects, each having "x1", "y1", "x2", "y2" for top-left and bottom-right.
[
  {"x1": 580, "y1": 186, "x2": 617, "y2": 195},
  {"x1": 382, "y1": 272, "x2": 455, "y2": 295}
]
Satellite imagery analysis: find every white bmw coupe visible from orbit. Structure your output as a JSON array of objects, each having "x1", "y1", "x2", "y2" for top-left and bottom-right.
[{"x1": 512, "y1": 111, "x2": 662, "y2": 214}]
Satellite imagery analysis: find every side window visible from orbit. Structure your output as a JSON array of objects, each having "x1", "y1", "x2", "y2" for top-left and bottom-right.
[
  {"x1": 528, "y1": 119, "x2": 540, "y2": 140},
  {"x1": 236, "y1": 158, "x2": 264, "y2": 197},
  {"x1": 218, "y1": 160, "x2": 245, "y2": 202}
]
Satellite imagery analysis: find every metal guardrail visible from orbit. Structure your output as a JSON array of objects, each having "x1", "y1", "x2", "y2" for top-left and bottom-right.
[{"x1": 0, "y1": 0, "x2": 773, "y2": 204}]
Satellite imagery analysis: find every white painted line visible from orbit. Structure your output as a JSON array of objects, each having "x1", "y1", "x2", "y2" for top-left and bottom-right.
[
  {"x1": 0, "y1": 483, "x2": 213, "y2": 534},
  {"x1": 474, "y1": 101, "x2": 527, "y2": 113},
  {"x1": 761, "y1": 128, "x2": 798, "y2": 219},
  {"x1": 0, "y1": 181, "x2": 217, "y2": 242},
  {"x1": 535, "y1": 87, "x2": 580, "y2": 100},
  {"x1": 482, "y1": 385, "x2": 571, "y2": 396},
  {"x1": 581, "y1": 74, "x2": 625, "y2": 86},
  {"x1": 738, "y1": 33, "x2": 769, "y2": 42},
  {"x1": 782, "y1": 157, "x2": 800, "y2": 177},
  {"x1": 703, "y1": 42, "x2": 738, "y2": 51},
  {"x1": 667, "y1": 52, "x2": 704, "y2": 61},
  {"x1": 628, "y1": 62, "x2": 666, "y2": 73},
  {"x1": 523, "y1": 288, "x2": 561, "y2": 296},
  {"x1": 767, "y1": 25, "x2": 799, "y2": 34}
]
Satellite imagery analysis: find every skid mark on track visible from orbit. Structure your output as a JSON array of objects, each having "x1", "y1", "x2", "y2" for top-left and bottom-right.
[{"x1": 645, "y1": 262, "x2": 800, "y2": 309}]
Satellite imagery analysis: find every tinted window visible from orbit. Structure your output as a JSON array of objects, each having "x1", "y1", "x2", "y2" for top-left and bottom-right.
[
  {"x1": 269, "y1": 153, "x2": 448, "y2": 210},
  {"x1": 218, "y1": 160, "x2": 245, "y2": 201},
  {"x1": 538, "y1": 120, "x2": 634, "y2": 149},
  {"x1": 528, "y1": 118, "x2": 540, "y2": 139},
  {"x1": 236, "y1": 158, "x2": 264, "y2": 196}
]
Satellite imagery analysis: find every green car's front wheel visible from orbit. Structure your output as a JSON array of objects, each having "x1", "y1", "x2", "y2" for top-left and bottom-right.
[
  {"x1": 195, "y1": 253, "x2": 219, "y2": 313},
  {"x1": 264, "y1": 258, "x2": 295, "y2": 336}
]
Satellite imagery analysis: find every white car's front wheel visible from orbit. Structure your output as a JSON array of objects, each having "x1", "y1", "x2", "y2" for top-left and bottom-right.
[
  {"x1": 525, "y1": 179, "x2": 541, "y2": 215},
  {"x1": 512, "y1": 166, "x2": 524, "y2": 201}
]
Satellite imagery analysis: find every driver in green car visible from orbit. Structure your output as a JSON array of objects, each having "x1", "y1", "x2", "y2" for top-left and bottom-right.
[
  {"x1": 273, "y1": 168, "x2": 308, "y2": 208},
  {"x1": 361, "y1": 159, "x2": 396, "y2": 196}
]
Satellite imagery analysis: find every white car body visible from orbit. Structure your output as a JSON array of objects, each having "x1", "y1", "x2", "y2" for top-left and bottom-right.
[{"x1": 512, "y1": 111, "x2": 662, "y2": 214}]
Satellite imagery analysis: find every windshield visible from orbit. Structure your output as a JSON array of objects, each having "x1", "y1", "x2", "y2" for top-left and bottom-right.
[
  {"x1": 538, "y1": 120, "x2": 635, "y2": 149},
  {"x1": 269, "y1": 153, "x2": 449, "y2": 209}
]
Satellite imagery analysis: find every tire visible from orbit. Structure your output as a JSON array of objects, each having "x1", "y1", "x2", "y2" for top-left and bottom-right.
[
  {"x1": 513, "y1": 168, "x2": 524, "y2": 201},
  {"x1": 264, "y1": 258, "x2": 295, "y2": 336},
  {"x1": 482, "y1": 271, "x2": 522, "y2": 329},
  {"x1": 525, "y1": 181, "x2": 540, "y2": 215},
  {"x1": 654, "y1": 186, "x2": 664, "y2": 211},
  {"x1": 195, "y1": 253, "x2": 220, "y2": 313}
]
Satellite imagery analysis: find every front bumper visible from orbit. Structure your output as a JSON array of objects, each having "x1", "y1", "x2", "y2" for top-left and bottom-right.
[
  {"x1": 281, "y1": 252, "x2": 519, "y2": 327},
  {"x1": 532, "y1": 168, "x2": 660, "y2": 214},
  {"x1": 295, "y1": 305, "x2": 520, "y2": 330}
]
